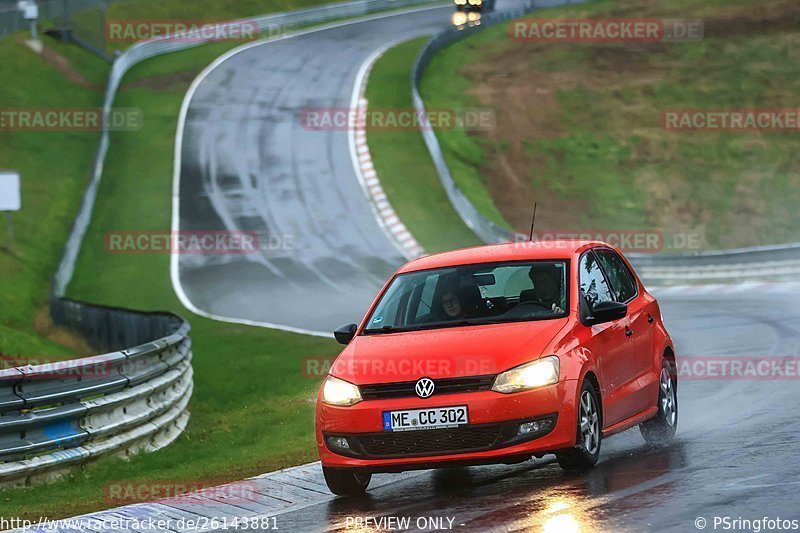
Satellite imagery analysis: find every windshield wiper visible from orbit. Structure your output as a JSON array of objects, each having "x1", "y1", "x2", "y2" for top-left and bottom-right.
[
  {"x1": 363, "y1": 325, "x2": 412, "y2": 335},
  {"x1": 364, "y1": 320, "x2": 483, "y2": 335}
]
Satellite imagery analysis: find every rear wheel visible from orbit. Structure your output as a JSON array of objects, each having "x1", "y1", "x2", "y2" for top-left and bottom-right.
[
  {"x1": 322, "y1": 466, "x2": 371, "y2": 496},
  {"x1": 556, "y1": 379, "x2": 601, "y2": 471},
  {"x1": 640, "y1": 360, "x2": 678, "y2": 446}
]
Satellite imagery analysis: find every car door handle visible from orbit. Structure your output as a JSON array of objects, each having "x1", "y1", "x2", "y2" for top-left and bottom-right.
[
  {"x1": 648, "y1": 314, "x2": 654, "y2": 324},
  {"x1": 625, "y1": 327, "x2": 633, "y2": 337}
]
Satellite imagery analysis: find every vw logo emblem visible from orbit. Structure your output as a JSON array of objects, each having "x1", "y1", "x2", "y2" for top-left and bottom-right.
[{"x1": 415, "y1": 377, "x2": 435, "y2": 398}]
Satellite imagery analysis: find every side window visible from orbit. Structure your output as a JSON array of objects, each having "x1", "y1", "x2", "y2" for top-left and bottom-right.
[
  {"x1": 579, "y1": 252, "x2": 613, "y2": 310},
  {"x1": 595, "y1": 249, "x2": 637, "y2": 302}
]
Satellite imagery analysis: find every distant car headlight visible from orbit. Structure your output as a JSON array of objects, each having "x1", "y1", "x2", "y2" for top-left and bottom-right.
[
  {"x1": 492, "y1": 356, "x2": 560, "y2": 393},
  {"x1": 322, "y1": 376, "x2": 362, "y2": 406}
]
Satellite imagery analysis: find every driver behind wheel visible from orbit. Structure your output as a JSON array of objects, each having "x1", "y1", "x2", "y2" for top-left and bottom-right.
[{"x1": 521, "y1": 265, "x2": 565, "y2": 314}]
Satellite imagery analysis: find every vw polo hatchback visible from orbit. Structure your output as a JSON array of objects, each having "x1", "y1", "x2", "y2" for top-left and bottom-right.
[{"x1": 316, "y1": 241, "x2": 677, "y2": 495}]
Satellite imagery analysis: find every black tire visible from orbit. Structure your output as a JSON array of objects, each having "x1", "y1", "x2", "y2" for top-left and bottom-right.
[
  {"x1": 640, "y1": 359, "x2": 678, "y2": 447},
  {"x1": 322, "y1": 467, "x2": 371, "y2": 496},
  {"x1": 556, "y1": 379, "x2": 602, "y2": 471}
]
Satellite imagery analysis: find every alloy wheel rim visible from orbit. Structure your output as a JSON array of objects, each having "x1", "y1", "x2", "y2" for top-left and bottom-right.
[
  {"x1": 579, "y1": 390, "x2": 599, "y2": 454},
  {"x1": 660, "y1": 368, "x2": 677, "y2": 427}
]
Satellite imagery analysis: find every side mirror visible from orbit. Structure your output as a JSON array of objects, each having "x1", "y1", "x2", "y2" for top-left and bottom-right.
[
  {"x1": 334, "y1": 323, "x2": 358, "y2": 345},
  {"x1": 587, "y1": 301, "x2": 627, "y2": 326}
]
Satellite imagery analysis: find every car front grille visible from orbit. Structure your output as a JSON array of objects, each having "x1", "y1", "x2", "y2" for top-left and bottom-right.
[
  {"x1": 359, "y1": 375, "x2": 495, "y2": 400},
  {"x1": 352, "y1": 424, "x2": 505, "y2": 458},
  {"x1": 325, "y1": 415, "x2": 558, "y2": 460}
]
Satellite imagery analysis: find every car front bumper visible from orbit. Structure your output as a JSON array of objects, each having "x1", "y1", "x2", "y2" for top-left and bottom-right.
[{"x1": 316, "y1": 379, "x2": 579, "y2": 472}]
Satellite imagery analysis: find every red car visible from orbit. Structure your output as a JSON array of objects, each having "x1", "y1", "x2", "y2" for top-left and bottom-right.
[{"x1": 316, "y1": 241, "x2": 677, "y2": 495}]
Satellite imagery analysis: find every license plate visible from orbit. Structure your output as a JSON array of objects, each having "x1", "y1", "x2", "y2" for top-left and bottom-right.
[{"x1": 383, "y1": 406, "x2": 468, "y2": 432}]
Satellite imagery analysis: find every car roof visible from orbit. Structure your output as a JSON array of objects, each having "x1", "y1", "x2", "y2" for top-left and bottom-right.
[{"x1": 397, "y1": 240, "x2": 609, "y2": 273}]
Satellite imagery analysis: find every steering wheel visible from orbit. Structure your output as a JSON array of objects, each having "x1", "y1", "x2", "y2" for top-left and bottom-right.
[
  {"x1": 507, "y1": 300, "x2": 551, "y2": 318},
  {"x1": 516, "y1": 300, "x2": 550, "y2": 310}
]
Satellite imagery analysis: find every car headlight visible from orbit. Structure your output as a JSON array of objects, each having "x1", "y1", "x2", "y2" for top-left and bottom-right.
[
  {"x1": 492, "y1": 356, "x2": 560, "y2": 393},
  {"x1": 322, "y1": 376, "x2": 362, "y2": 406}
]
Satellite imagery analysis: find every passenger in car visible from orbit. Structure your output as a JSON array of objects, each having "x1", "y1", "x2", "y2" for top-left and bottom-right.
[
  {"x1": 432, "y1": 270, "x2": 486, "y2": 321},
  {"x1": 441, "y1": 291, "x2": 462, "y2": 318}
]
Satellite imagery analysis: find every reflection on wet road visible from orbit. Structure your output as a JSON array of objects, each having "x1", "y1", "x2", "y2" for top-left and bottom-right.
[{"x1": 233, "y1": 286, "x2": 800, "y2": 531}]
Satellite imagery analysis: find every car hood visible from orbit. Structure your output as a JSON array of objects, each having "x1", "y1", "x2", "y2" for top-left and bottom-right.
[{"x1": 331, "y1": 319, "x2": 570, "y2": 385}]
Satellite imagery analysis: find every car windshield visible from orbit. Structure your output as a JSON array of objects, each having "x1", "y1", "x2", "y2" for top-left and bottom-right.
[{"x1": 363, "y1": 261, "x2": 569, "y2": 334}]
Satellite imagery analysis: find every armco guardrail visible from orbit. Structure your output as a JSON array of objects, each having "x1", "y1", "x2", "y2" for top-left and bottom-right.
[
  {"x1": 1, "y1": 299, "x2": 192, "y2": 487},
  {"x1": 8, "y1": 0, "x2": 444, "y2": 488},
  {"x1": 411, "y1": 2, "x2": 800, "y2": 283},
  {"x1": 627, "y1": 243, "x2": 800, "y2": 285}
]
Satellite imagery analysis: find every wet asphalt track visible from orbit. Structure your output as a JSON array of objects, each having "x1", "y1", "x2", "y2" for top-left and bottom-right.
[
  {"x1": 224, "y1": 286, "x2": 800, "y2": 532},
  {"x1": 175, "y1": 0, "x2": 553, "y2": 333},
  {"x1": 176, "y1": 2, "x2": 494, "y2": 334},
  {"x1": 175, "y1": 2, "x2": 800, "y2": 531}
]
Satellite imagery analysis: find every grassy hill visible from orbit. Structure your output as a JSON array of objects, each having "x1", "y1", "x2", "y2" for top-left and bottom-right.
[{"x1": 418, "y1": 0, "x2": 800, "y2": 250}]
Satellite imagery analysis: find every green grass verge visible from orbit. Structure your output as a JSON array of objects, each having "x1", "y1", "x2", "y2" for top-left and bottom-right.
[
  {"x1": 0, "y1": 36, "x2": 108, "y2": 360},
  {"x1": 419, "y1": 29, "x2": 513, "y2": 231},
  {"x1": 0, "y1": 37, "x2": 338, "y2": 521},
  {"x1": 416, "y1": 0, "x2": 800, "y2": 249},
  {"x1": 365, "y1": 38, "x2": 481, "y2": 253}
]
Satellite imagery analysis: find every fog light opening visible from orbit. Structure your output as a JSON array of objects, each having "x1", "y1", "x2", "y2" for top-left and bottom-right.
[
  {"x1": 518, "y1": 418, "x2": 554, "y2": 436},
  {"x1": 328, "y1": 436, "x2": 350, "y2": 449}
]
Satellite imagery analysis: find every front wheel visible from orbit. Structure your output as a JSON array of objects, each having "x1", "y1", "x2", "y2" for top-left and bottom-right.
[
  {"x1": 556, "y1": 379, "x2": 601, "y2": 471},
  {"x1": 640, "y1": 360, "x2": 678, "y2": 446},
  {"x1": 322, "y1": 466, "x2": 371, "y2": 496}
]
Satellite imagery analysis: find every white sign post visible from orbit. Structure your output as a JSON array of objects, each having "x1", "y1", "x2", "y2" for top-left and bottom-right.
[
  {"x1": 17, "y1": 1, "x2": 39, "y2": 41},
  {"x1": 0, "y1": 171, "x2": 21, "y2": 243}
]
